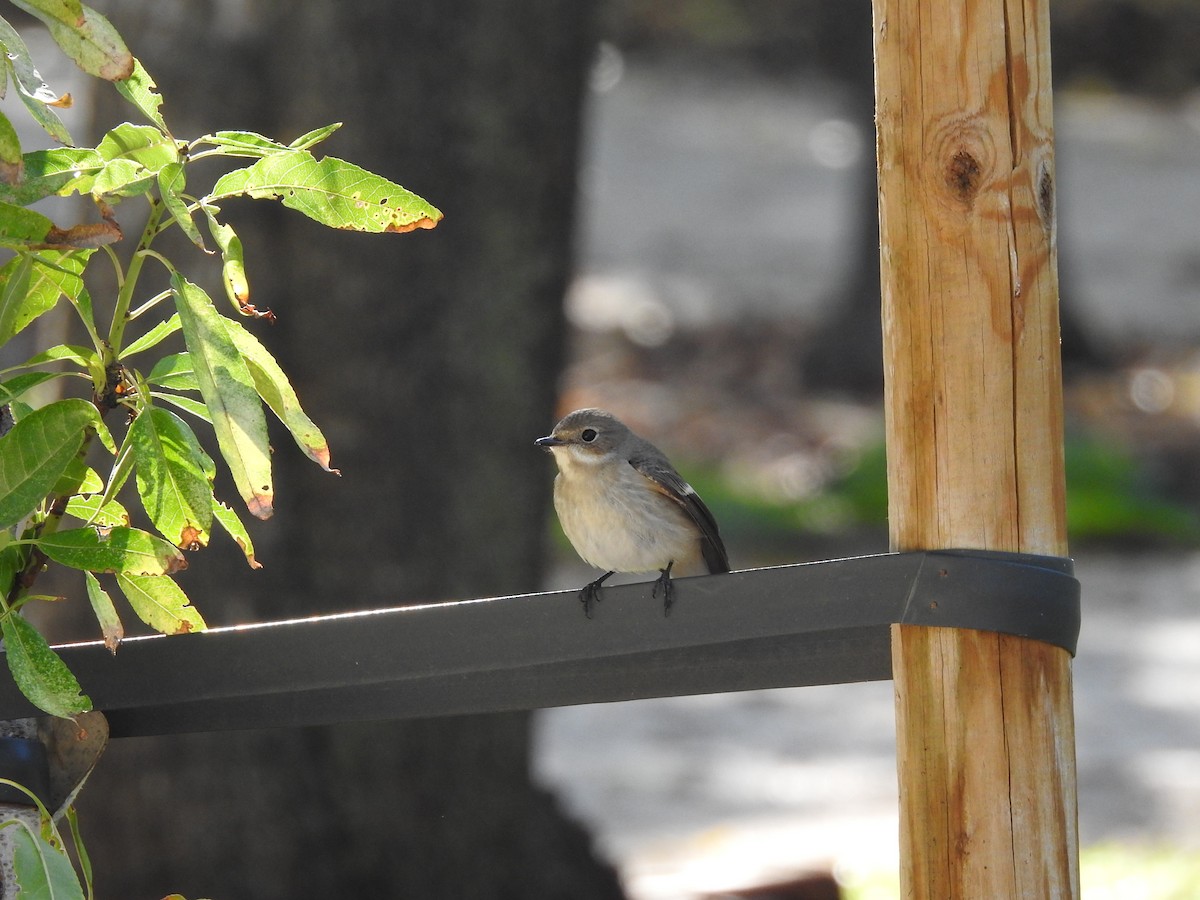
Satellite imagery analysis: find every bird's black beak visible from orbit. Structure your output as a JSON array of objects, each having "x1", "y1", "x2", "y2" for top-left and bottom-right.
[{"x1": 535, "y1": 435, "x2": 564, "y2": 448}]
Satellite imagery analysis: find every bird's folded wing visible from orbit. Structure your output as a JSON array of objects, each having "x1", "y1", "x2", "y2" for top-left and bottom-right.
[{"x1": 628, "y1": 455, "x2": 731, "y2": 574}]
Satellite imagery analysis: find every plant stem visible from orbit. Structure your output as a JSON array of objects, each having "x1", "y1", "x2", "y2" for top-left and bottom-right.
[{"x1": 106, "y1": 199, "x2": 165, "y2": 358}]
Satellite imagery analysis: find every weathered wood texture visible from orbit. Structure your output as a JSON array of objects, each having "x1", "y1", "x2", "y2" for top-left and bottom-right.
[{"x1": 872, "y1": 0, "x2": 1079, "y2": 896}]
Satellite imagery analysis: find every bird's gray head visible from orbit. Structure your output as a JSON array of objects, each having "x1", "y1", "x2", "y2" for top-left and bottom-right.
[{"x1": 534, "y1": 408, "x2": 633, "y2": 468}]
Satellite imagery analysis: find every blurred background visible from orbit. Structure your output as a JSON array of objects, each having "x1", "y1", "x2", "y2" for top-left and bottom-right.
[
  {"x1": 541, "y1": 3, "x2": 1200, "y2": 897},
  {"x1": 4, "y1": 0, "x2": 1200, "y2": 897}
]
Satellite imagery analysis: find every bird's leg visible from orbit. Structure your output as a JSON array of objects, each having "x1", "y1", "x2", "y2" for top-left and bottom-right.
[
  {"x1": 652, "y1": 560, "x2": 675, "y2": 616},
  {"x1": 579, "y1": 570, "x2": 614, "y2": 619}
]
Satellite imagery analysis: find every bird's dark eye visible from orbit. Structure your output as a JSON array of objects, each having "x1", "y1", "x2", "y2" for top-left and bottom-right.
[{"x1": 580, "y1": 428, "x2": 598, "y2": 443}]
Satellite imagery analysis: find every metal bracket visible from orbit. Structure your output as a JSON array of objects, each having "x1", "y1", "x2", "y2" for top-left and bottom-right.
[{"x1": 0, "y1": 550, "x2": 1078, "y2": 737}]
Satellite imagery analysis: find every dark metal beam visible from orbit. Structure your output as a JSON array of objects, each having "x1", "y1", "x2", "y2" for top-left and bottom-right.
[{"x1": 0, "y1": 551, "x2": 1079, "y2": 737}]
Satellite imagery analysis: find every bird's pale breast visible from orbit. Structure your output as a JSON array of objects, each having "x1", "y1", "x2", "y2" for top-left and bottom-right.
[{"x1": 553, "y1": 459, "x2": 702, "y2": 574}]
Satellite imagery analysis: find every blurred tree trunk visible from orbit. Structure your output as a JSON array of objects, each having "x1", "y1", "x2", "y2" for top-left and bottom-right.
[{"x1": 79, "y1": 2, "x2": 623, "y2": 897}]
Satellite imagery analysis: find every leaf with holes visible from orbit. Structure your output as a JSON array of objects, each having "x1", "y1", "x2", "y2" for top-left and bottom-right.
[
  {"x1": 115, "y1": 573, "x2": 205, "y2": 635},
  {"x1": 114, "y1": 57, "x2": 168, "y2": 132},
  {"x1": 64, "y1": 494, "x2": 129, "y2": 528},
  {"x1": 11, "y1": 818, "x2": 87, "y2": 898},
  {"x1": 37, "y1": 526, "x2": 186, "y2": 575},
  {"x1": 210, "y1": 150, "x2": 442, "y2": 234}
]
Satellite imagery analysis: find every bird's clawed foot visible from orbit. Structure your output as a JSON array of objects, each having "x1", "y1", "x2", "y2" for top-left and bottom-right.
[
  {"x1": 579, "y1": 570, "x2": 614, "y2": 619},
  {"x1": 652, "y1": 561, "x2": 675, "y2": 616}
]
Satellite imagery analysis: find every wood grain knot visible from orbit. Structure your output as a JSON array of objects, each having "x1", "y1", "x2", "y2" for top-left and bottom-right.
[
  {"x1": 1038, "y1": 161, "x2": 1055, "y2": 231},
  {"x1": 924, "y1": 115, "x2": 997, "y2": 213},
  {"x1": 946, "y1": 150, "x2": 983, "y2": 202}
]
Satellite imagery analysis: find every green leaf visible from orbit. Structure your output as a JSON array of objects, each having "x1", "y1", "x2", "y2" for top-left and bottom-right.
[
  {"x1": 210, "y1": 150, "x2": 443, "y2": 234},
  {"x1": 0, "y1": 111, "x2": 22, "y2": 184},
  {"x1": 64, "y1": 808, "x2": 93, "y2": 897},
  {"x1": 0, "y1": 254, "x2": 34, "y2": 341},
  {"x1": 288, "y1": 123, "x2": 342, "y2": 151},
  {"x1": 171, "y1": 273, "x2": 272, "y2": 519},
  {"x1": 1, "y1": 612, "x2": 91, "y2": 718},
  {"x1": 145, "y1": 352, "x2": 198, "y2": 391},
  {"x1": 113, "y1": 57, "x2": 168, "y2": 132},
  {"x1": 84, "y1": 571, "x2": 122, "y2": 653},
  {"x1": 20, "y1": 343, "x2": 100, "y2": 371},
  {"x1": 197, "y1": 131, "x2": 289, "y2": 158},
  {"x1": 0, "y1": 372, "x2": 62, "y2": 405},
  {"x1": 0, "y1": 250, "x2": 91, "y2": 344},
  {"x1": 6, "y1": 400, "x2": 33, "y2": 422},
  {"x1": 115, "y1": 573, "x2": 205, "y2": 635},
  {"x1": 200, "y1": 206, "x2": 249, "y2": 311},
  {"x1": 121, "y1": 313, "x2": 181, "y2": 358},
  {"x1": 33, "y1": 247, "x2": 92, "y2": 305},
  {"x1": 36, "y1": 526, "x2": 186, "y2": 575},
  {"x1": 51, "y1": 459, "x2": 102, "y2": 496},
  {"x1": 10, "y1": 0, "x2": 133, "y2": 81},
  {"x1": 17, "y1": 343, "x2": 106, "y2": 406},
  {"x1": 211, "y1": 498, "x2": 261, "y2": 569},
  {"x1": 94, "y1": 430, "x2": 136, "y2": 514},
  {"x1": 0, "y1": 398, "x2": 96, "y2": 529},
  {"x1": 0, "y1": 149, "x2": 105, "y2": 206},
  {"x1": 74, "y1": 158, "x2": 152, "y2": 199},
  {"x1": 0, "y1": 202, "x2": 53, "y2": 247},
  {"x1": 10, "y1": 818, "x2": 87, "y2": 898},
  {"x1": 224, "y1": 319, "x2": 336, "y2": 472},
  {"x1": 64, "y1": 494, "x2": 129, "y2": 528},
  {"x1": 70, "y1": 123, "x2": 179, "y2": 199},
  {"x1": 157, "y1": 162, "x2": 205, "y2": 249},
  {"x1": 0, "y1": 17, "x2": 72, "y2": 146},
  {"x1": 0, "y1": 545, "x2": 22, "y2": 604},
  {"x1": 95, "y1": 123, "x2": 178, "y2": 169},
  {"x1": 149, "y1": 391, "x2": 211, "y2": 423},
  {"x1": 131, "y1": 407, "x2": 214, "y2": 548}
]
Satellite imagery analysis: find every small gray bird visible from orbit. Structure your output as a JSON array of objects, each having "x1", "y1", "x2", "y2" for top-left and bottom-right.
[{"x1": 535, "y1": 408, "x2": 730, "y2": 617}]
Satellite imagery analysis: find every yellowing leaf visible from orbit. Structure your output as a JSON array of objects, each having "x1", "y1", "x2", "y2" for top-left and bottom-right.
[
  {"x1": 171, "y1": 273, "x2": 272, "y2": 518},
  {"x1": 84, "y1": 571, "x2": 123, "y2": 653},
  {"x1": 210, "y1": 150, "x2": 442, "y2": 234},
  {"x1": 115, "y1": 573, "x2": 206, "y2": 635},
  {"x1": 10, "y1": 0, "x2": 134, "y2": 81},
  {"x1": 200, "y1": 206, "x2": 250, "y2": 310},
  {"x1": 211, "y1": 498, "x2": 261, "y2": 569},
  {"x1": 224, "y1": 319, "x2": 337, "y2": 473}
]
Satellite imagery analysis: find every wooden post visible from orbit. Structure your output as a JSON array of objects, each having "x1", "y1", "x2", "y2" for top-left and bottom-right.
[{"x1": 872, "y1": 0, "x2": 1079, "y2": 897}]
